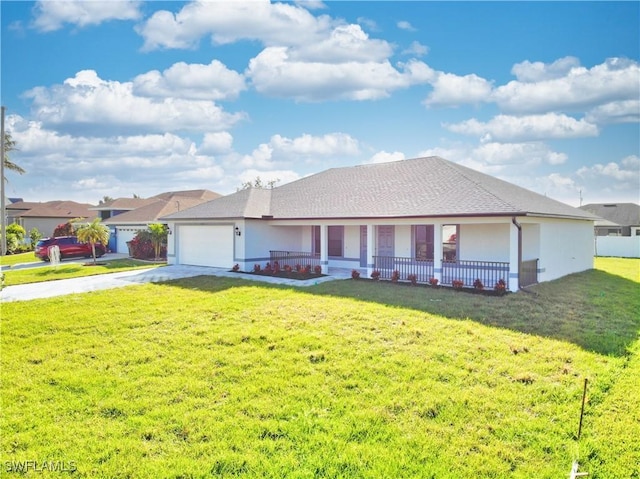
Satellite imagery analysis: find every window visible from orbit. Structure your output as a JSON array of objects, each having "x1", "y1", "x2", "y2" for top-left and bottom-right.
[
  {"x1": 443, "y1": 225, "x2": 458, "y2": 261},
  {"x1": 312, "y1": 226, "x2": 344, "y2": 257},
  {"x1": 414, "y1": 225, "x2": 434, "y2": 260}
]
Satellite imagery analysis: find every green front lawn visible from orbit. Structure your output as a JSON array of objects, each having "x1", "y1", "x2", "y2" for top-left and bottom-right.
[
  {"x1": 1, "y1": 258, "x2": 638, "y2": 478},
  {"x1": 0, "y1": 252, "x2": 40, "y2": 267},
  {"x1": 2, "y1": 259, "x2": 165, "y2": 286}
]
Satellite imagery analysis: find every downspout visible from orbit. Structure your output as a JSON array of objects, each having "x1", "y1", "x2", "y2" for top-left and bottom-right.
[{"x1": 511, "y1": 217, "x2": 522, "y2": 290}]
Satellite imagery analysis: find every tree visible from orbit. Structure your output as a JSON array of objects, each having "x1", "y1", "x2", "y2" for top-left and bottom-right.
[
  {"x1": 29, "y1": 228, "x2": 42, "y2": 250},
  {"x1": 4, "y1": 223, "x2": 26, "y2": 253},
  {"x1": 98, "y1": 196, "x2": 114, "y2": 205},
  {"x1": 53, "y1": 221, "x2": 77, "y2": 237},
  {"x1": 237, "y1": 176, "x2": 280, "y2": 191},
  {"x1": 76, "y1": 218, "x2": 110, "y2": 265},
  {"x1": 147, "y1": 223, "x2": 168, "y2": 260},
  {"x1": 3, "y1": 133, "x2": 25, "y2": 176}
]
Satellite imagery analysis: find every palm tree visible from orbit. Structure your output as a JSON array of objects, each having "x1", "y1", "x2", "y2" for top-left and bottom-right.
[
  {"x1": 3, "y1": 133, "x2": 25, "y2": 176},
  {"x1": 76, "y1": 218, "x2": 110, "y2": 265},
  {"x1": 148, "y1": 223, "x2": 168, "y2": 260}
]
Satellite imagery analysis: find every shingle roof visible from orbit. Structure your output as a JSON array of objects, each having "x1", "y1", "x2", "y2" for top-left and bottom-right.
[
  {"x1": 103, "y1": 194, "x2": 221, "y2": 224},
  {"x1": 8, "y1": 200, "x2": 96, "y2": 219},
  {"x1": 91, "y1": 198, "x2": 156, "y2": 211},
  {"x1": 164, "y1": 157, "x2": 596, "y2": 221},
  {"x1": 579, "y1": 203, "x2": 640, "y2": 227}
]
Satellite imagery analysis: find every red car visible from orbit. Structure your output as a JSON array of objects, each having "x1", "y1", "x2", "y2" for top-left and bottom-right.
[{"x1": 34, "y1": 236, "x2": 106, "y2": 261}]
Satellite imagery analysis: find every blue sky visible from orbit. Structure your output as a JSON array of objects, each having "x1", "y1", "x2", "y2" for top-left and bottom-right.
[{"x1": 1, "y1": 1, "x2": 639, "y2": 206}]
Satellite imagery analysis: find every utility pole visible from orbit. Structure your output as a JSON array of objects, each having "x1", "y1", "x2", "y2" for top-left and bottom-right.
[{"x1": 1, "y1": 106, "x2": 6, "y2": 256}]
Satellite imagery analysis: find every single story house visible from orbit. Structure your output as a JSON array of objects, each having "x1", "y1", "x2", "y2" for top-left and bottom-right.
[
  {"x1": 6, "y1": 200, "x2": 97, "y2": 237},
  {"x1": 163, "y1": 156, "x2": 597, "y2": 291},
  {"x1": 102, "y1": 190, "x2": 221, "y2": 254},
  {"x1": 579, "y1": 203, "x2": 640, "y2": 236}
]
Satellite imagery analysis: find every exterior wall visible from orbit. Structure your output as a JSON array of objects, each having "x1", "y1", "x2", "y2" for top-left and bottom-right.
[
  {"x1": 459, "y1": 224, "x2": 510, "y2": 262},
  {"x1": 114, "y1": 226, "x2": 145, "y2": 254},
  {"x1": 538, "y1": 218, "x2": 594, "y2": 282},
  {"x1": 394, "y1": 225, "x2": 412, "y2": 257},
  {"x1": 595, "y1": 236, "x2": 640, "y2": 258},
  {"x1": 343, "y1": 225, "x2": 361, "y2": 260},
  {"x1": 521, "y1": 223, "x2": 540, "y2": 261},
  {"x1": 242, "y1": 221, "x2": 305, "y2": 269},
  {"x1": 19, "y1": 218, "x2": 63, "y2": 238}
]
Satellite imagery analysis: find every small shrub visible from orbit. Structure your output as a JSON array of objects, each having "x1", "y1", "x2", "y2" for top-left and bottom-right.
[
  {"x1": 407, "y1": 274, "x2": 418, "y2": 286},
  {"x1": 370, "y1": 270, "x2": 380, "y2": 280},
  {"x1": 494, "y1": 279, "x2": 507, "y2": 294},
  {"x1": 452, "y1": 280, "x2": 464, "y2": 289},
  {"x1": 429, "y1": 277, "x2": 439, "y2": 287},
  {"x1": 273, "y1": 261, "x2": 281, "y2": 274},
  {"x1": 295, "y1": 264, "x2": 302, "y2": 273},
  {"x1": 303, "y1": 264, "x2": 312, "y2": 275},
  {"x1": 284, "y1": 265, "x2": 292, "y2": 273},
  {"x1": 29, "y1": 228, "x2": 43, "y2": 250},
  {"x1": 351, "y1": 269, "x2": 361, "y2": 279},
  {"x1": 232, "y1": 264, "x2": 240, "y2": 272},
  {"x1": 314, "y1": 265, "x2": 322, "y2": 275},
  {"x1": 473, "y1": 279, "x2": 484, "y2": 290},
  {"x1": 254, "y1": 264, "x2": 261, "y2": 273},
  {"x1": 391, "y1": 270, "x2": 400, "y2": 283},
  {"x1": 53, "y1": 221, "x2": 75, "y2": 237},
  {"x1": 264, "y1": 262, "x2": 273, "y2": 274}
]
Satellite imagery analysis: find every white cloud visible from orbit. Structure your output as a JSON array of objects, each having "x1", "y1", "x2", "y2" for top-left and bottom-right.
[
  {"x1": 424, "y1": 72, "x2": 493, "y2": 107},
  {"x1": 511, "y1": 56, "x2": 581, "y2": 82},
  {"x1": 292, "y1": 24, "x2": 392, "y2": 63},
  {"x1": 132, "y1": 60, "x2": 246, "y2": 101},
  {"x1": 247, "y1": 48, "x2": 431, "y2": 101},
  {"x1": 473, "y1": 142, "x2": 567, "y2": 166},
  {"x1": 23, "y1": 70, "x2": 245, "y2": 135},
  {"x1": 32, "y1": 0, "x2": 141, "y2": 32},
  {"x1": 365, "y1": 151, "x2": 406, "y2": 164},
  {"x1": 136, "y1": 0, "x2": 334, "y2": 51},
  {"x1": 199, "y1": 132, "x2": 234, "y2": 155},
  {"x1": 585, "y1": 100, "x2": 640, "y2": 125},
  {"x1": 239, "y1": 132, "x2": 360, "y2": 168},
  {"x1": 445, "y1": 113, "x2": 599, "y2": 142},
  {"x1": 397, "y1": 21, "x2": 416, "y2": 32},
  {"x1": 402, "y1": 41, "x2": 429, "y2": 57},
  {"x1": 493, "y1": 57, "x2": 640, "y2": 114},
  {"x1": 577, "y1": 155, "x2": 640, "y2": 182}
]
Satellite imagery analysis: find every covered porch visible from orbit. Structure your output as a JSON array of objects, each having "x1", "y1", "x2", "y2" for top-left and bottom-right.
[{"x1": 260, "y1": 218, "x2": 541, "y2": 291}]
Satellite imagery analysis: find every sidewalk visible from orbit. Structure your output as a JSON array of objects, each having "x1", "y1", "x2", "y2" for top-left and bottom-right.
[{"x1": 1, "y1": 264, "x2": 350, "y2": 302}]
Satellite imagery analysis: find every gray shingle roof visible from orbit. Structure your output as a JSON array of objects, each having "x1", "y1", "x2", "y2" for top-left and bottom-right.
[
  {"x1": 579, "y1": 203, "x2": 640, "y2": 227},
  {"x1": 164, "y1": 157, "x2": 596, "y2": 221}
]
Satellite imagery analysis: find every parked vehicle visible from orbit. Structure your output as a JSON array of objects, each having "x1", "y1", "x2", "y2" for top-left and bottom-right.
[{"x1": 34, "y1": 236, "x2": 106, "y2": 261}]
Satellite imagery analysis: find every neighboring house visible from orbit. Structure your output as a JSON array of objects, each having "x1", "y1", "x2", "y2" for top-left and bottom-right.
[
  {"x1": 103, "y1": 190, "x2": 221, "y2": 254},
  {"x1": 163, "y1": 156, "x2": 597, "y2": 291},
  {"x1": 578, "y1": 203, "x2": 640, "y2": 236},
  {"x1": 91, "y1": 197, "x2": 158, "y2": 221},
  {"x1": 579, "y1": 203, "x2": 640, "y2": 258},
  {"x1": 6, "y1": 200, "x2": 97, "y2": 237}
]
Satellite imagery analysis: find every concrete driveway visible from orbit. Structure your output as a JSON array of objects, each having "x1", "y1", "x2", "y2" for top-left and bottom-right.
[{"x1": 1, "y1": 262, "x2": 349, "y2": 302}]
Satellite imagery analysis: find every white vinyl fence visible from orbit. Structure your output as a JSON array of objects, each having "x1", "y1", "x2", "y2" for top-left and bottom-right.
[{"x1": 594, "y1": 236, "x2": 640, "y2": 258}]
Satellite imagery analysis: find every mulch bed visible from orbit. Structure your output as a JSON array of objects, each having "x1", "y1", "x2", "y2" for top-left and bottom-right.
[{"x1": 230, "y1": 270, "x2": 327, "y2": 281}]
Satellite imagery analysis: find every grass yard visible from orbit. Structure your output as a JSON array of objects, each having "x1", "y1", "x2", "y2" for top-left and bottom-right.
[
  {"x1": 1, "y1": 258, "x2": 638, "y2": 478},
  {"x1": 2, "y1": 259, "x2": 165, "y2": 287},
  {"x1": 0, "y1": 252, "x2": 41, "y2": 267}
]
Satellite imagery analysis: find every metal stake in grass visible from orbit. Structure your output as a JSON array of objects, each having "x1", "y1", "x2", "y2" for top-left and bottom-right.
[{"x1": 569, "y1": 378, "x2": 589, "y2": 479}]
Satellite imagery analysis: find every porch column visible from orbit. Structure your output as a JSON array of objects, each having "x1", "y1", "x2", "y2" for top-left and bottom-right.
[
  {"x1": 433, "y1": 222, "x2": 442, "y2": 283},
  {"x1": 366, "y1": 224, "x2": 375, "y2": 278},
  {"x1": 320, "y1": 225, "x2": 329, "y2": 270},
  {"x1": 509, "y1": 221, "x2": 520, "y2": 291}
]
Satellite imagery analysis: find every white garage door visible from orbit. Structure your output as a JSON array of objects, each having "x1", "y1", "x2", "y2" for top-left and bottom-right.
[
  {"x1": 117, "y1": 228, "x2": 143, "y2": 255},
  {"x1": 178, "y1": 225, "x2": 234, "y2": 268}
]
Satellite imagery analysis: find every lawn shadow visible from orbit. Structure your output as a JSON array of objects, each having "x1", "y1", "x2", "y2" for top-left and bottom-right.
[
  {"x1": 310, "y1": 268, "x2": 640, "y2": 357},
  {"x1": 162, "y1": 267, "x2": 639, "y2": 357}
]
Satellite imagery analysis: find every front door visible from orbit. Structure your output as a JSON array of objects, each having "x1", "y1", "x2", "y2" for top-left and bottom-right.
[{"x1": 377, "y1": 226, "x2": 394, "y2": 257}]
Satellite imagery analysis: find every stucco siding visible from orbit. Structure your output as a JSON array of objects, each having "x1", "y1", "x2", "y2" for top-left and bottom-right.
[
  {"x1": 522, "y1": 223, "x2": 540, "y2": 261},
  {"x1": 343, "y1": 226, "x2": 361, "y2": 259},
  {"x1": 539, "y1": 219, "x2": 593, "y2": 282},
  {"x1": 395, "y1": 225, "x2": 412, "y2": 257},
  {"x1": 459, "y1": 224, "x2": 510, "y2": 262}
]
